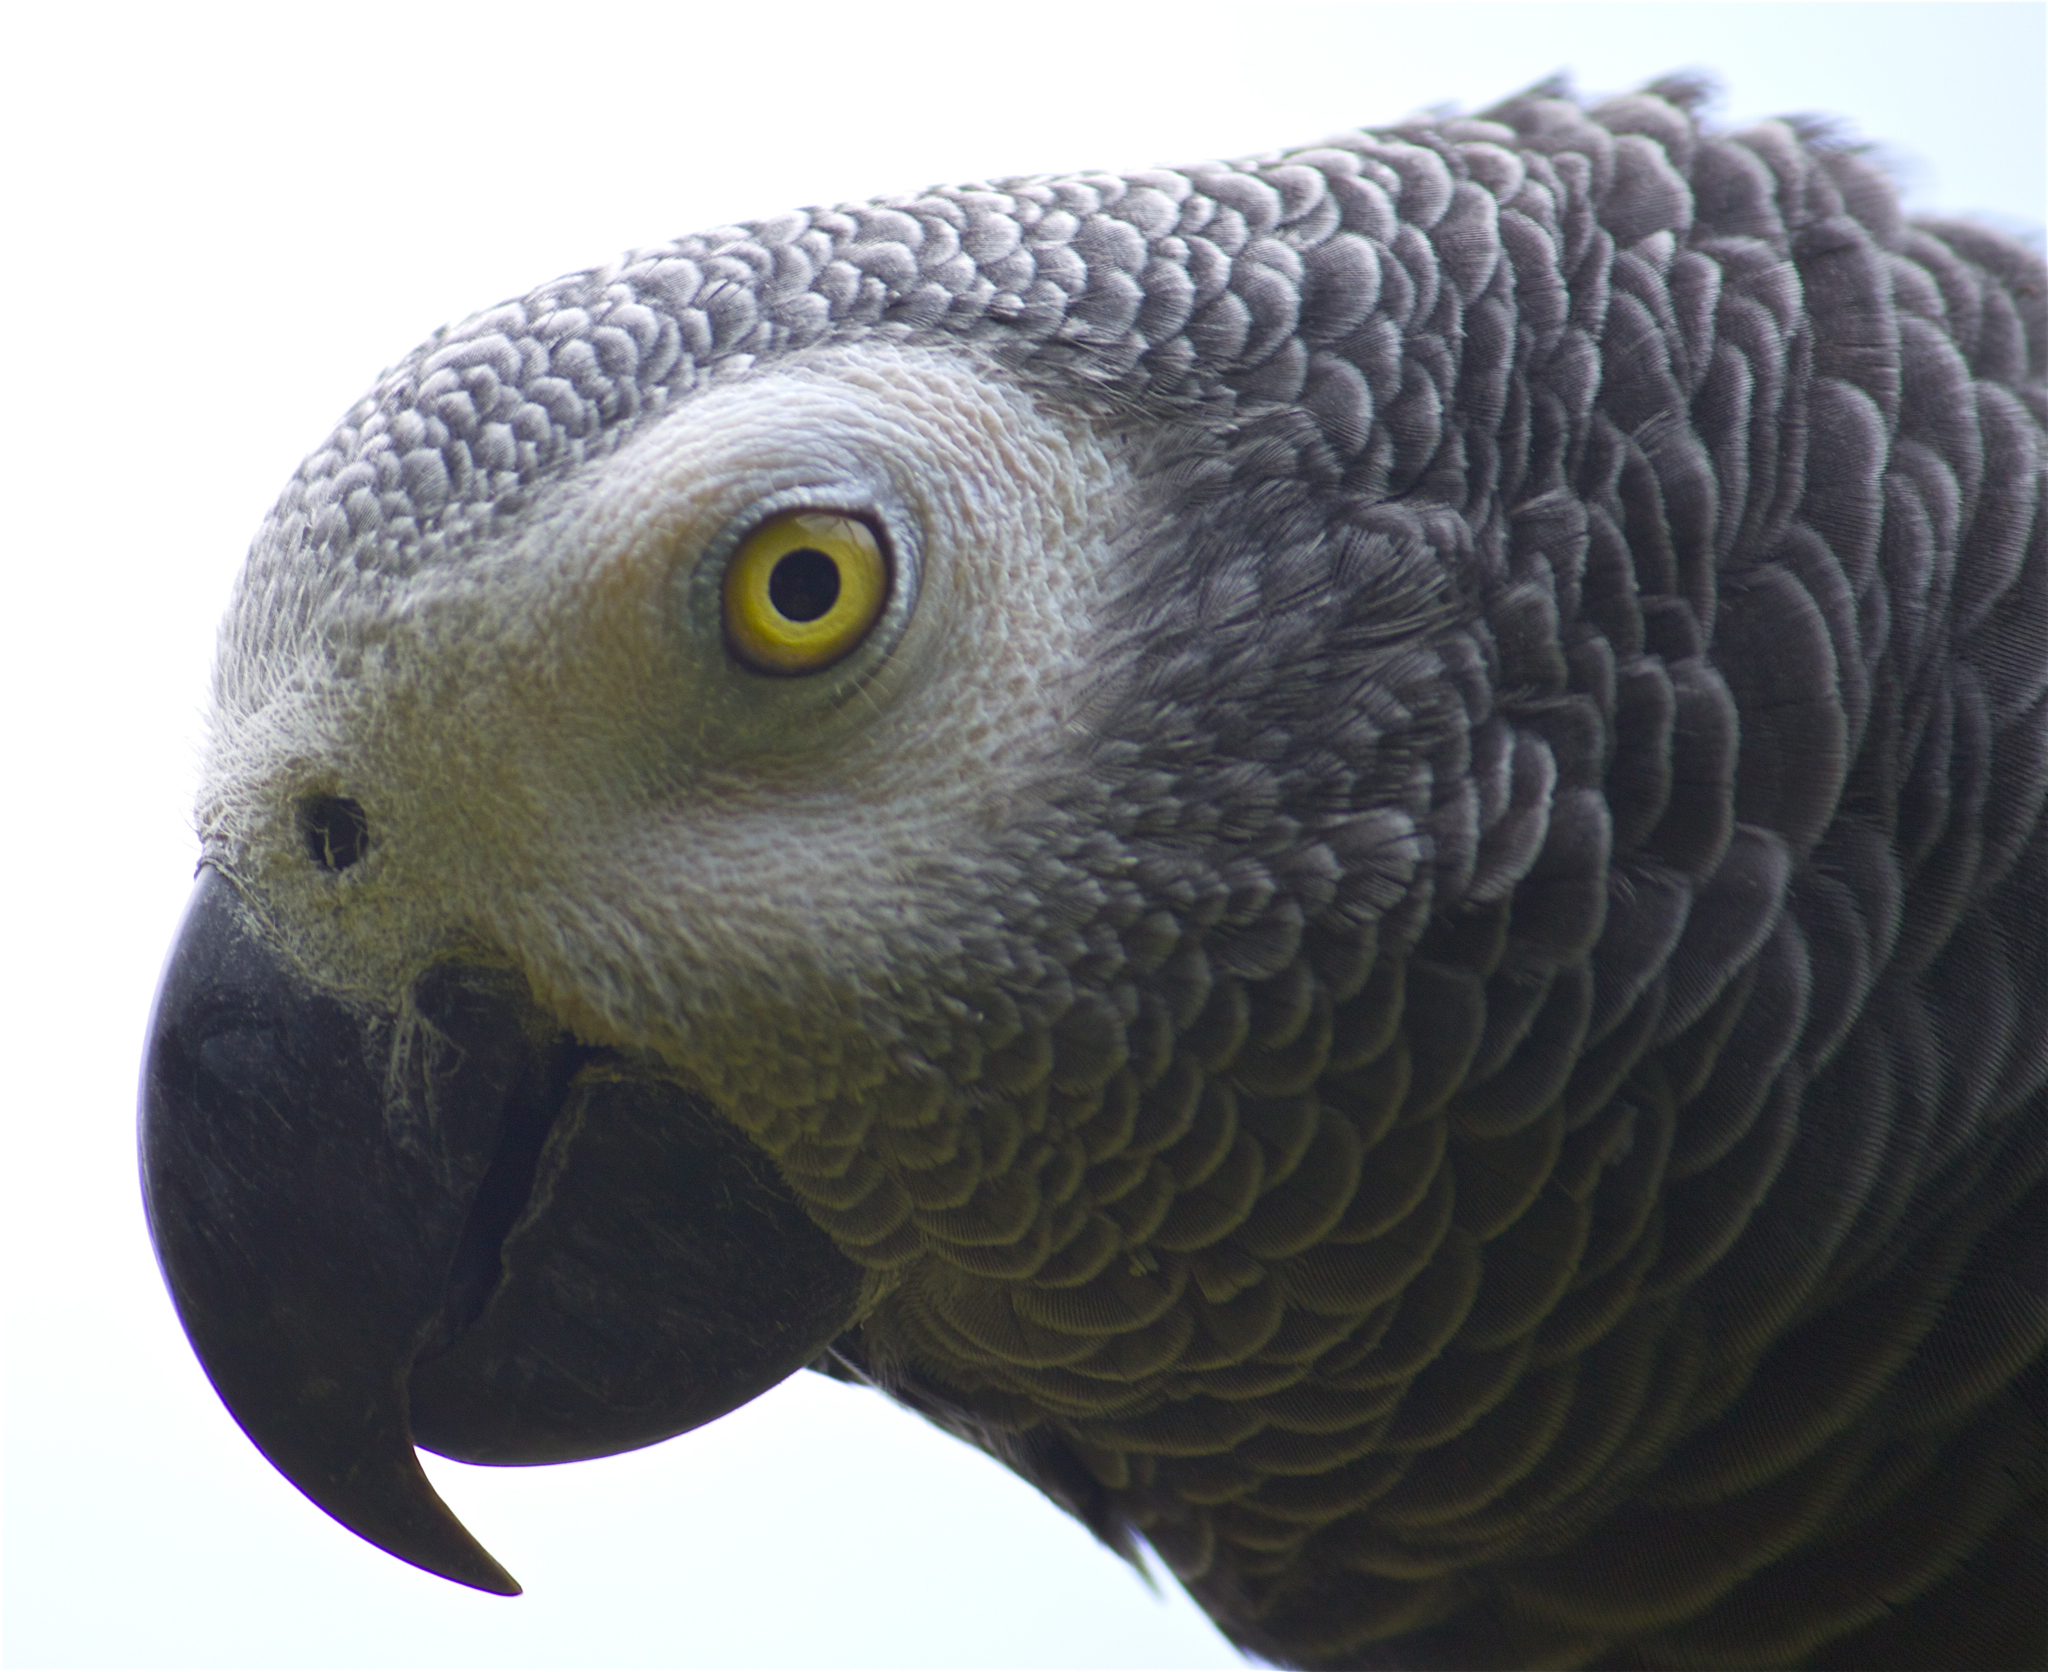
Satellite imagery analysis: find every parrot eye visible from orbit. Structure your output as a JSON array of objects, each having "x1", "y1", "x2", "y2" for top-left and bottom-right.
[
  {"x1": 721, "y1": 510, "x2": 890, "y2": 674},
  {"x1": 302, "y1": 796, "x2": 369, "y2": 872}
]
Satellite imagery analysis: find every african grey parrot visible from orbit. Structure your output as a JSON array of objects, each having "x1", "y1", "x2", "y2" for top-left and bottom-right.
[{"x1": 141, "y1": 75, "x2": 2045, "y2": 1669}]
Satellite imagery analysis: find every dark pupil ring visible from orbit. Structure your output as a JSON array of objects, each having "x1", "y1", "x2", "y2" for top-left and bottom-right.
[{"x1": 768, "y1": 547, "x2": 842, "y2": 623}]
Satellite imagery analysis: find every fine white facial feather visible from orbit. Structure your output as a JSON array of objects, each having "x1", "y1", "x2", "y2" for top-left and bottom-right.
[{"x1": 201, "y1": 343, "x2": 1133, "y2": 1105}]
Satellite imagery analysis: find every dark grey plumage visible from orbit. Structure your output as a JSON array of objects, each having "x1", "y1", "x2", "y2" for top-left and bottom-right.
[{"x1": 169, "y1": 78, "x2": 2044, "y2": 1669}]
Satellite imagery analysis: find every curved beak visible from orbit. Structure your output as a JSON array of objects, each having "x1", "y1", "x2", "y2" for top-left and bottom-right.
[{"x1": 140, "y1": 870, "x2": 862, "y2": 1594}]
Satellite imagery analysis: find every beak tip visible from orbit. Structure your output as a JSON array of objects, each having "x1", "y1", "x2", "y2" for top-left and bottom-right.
[
  {"x1": 393, "y1": 1530, "x2": 522, "y2": 1595},
  {"x1": 431, "y1": 1527, "x2": 522, "y2": 1596},
  {"x1": 455, "y1": 1561, "x2": 523, "y2": 1598},
  {"x1": 290, "y1": 1442, "x2": 527, "y2": 1601},
  {"x1": 394, "y1": 1510, "x2": 521, "y2": 1597}
]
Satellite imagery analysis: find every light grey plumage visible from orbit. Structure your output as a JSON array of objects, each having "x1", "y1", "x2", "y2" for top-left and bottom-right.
[{"x1": 143, "y1": 76, "x2": 2046, "y2": 1669}]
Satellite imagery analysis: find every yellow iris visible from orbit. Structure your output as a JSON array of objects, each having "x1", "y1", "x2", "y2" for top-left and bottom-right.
[{"x1": 722, "y1": 511, "x2": 890, "y2": 674}]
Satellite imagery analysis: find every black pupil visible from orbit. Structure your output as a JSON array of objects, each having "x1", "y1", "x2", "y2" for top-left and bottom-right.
[
  {"x1": 303, "y1": 796, "x2": 370, "y2": 872},
  {"x1": 768, "y1": 548, "x2": 842, "y2": 622}
]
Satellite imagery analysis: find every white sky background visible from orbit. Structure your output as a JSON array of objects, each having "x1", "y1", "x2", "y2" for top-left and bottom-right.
[{"x1": 3, "y1": 3, "x2": 2041, "y2": 1667}]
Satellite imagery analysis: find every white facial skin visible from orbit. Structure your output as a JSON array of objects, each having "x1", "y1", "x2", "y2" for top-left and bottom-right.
[{"x1": 200, "y1": 343, "x2": 1132, "y2": 1110}]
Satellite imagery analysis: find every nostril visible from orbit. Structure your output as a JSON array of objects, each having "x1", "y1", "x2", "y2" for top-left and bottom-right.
[{"x1": 303, "y1": 796, "x2": 370, "y2": 872}]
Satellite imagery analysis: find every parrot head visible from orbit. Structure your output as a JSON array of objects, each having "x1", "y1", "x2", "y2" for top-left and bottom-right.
[
  {"x1": 138, "y1": 81, "x2": 2048, "y2": 1669},
  {"x1": 143, "y1": 241, "x2": 1449, "y2": 1591}
]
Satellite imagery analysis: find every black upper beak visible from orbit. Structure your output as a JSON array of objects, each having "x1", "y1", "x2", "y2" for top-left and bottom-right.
[{"x1": 139, "y1": 870, "x2": 863, "y2": 1594}]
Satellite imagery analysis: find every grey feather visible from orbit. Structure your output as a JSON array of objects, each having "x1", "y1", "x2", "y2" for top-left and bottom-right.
[{"x1": 203, "y1": 79, "x2": 2046, "y2": 1669}]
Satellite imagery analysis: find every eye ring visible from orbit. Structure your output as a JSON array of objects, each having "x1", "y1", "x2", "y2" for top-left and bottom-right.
[{"x1": 722, "y1": 511, "x2": 891, "y2": 675}]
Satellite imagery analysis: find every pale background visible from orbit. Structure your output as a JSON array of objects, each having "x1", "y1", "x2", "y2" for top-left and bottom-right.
[{"x1": 3, "y1": 3, "x2": 2042, "y2": 1667}]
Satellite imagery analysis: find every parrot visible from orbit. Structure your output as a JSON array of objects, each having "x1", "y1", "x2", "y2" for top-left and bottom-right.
[{"x1": 139, "y1": 74, "x2": 2046, "y2": 1670}]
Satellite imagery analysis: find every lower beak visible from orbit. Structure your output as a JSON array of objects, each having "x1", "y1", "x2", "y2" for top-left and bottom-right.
[{"x1": 139, "y1": 869, "x2": 862, "y2": 1593}]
